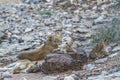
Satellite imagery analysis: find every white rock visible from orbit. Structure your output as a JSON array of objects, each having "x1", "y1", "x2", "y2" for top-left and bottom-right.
[
  {"x1": 12, "y1": 29, "x2": 20, "y2": 34},
  {"x1": 92, "y1": 6, "x2": 98, "y2": 10},
  {"x1": 97, "y1": 0, "x2": 109, "y2": 5},
  {"x1": 42, "y1": 76, "x2": 58, "y2": 80},
  {"x1": 77, "y1": 28, "x2": 91, "y2": 33},
  {"x1": 64, "y1": 76, "x2": 74, "y2": 80},
  {"x1": 95, "y1": 57, "x2": 108, "y2": 64},
  {"x1": 94, "y1": 15, "x2": 105, "y2": 23},
  {"x1": 112, "y1": 46, "x2": 120, "y2": 52},
  {"x1": 0, "y1": 71, "x2": 12, "y2": 78},
  {"x1": 0, "y1": 49, "x2": 7, "y2": 56},
  {"x1": 82, "y1": 4, "x2": 89, "y2": 9},
  {"x1": 25, "y1": 28, "x2": 33, "y2": 33},
  {"x1": 74, "y1": 10, "x2": 80, "y2": 15},
  {"x1": 108, "y1": 52, "x2": 118, "y2": 58},
  {"x1": 0, "y1": 21, "x2": 4, "y2": 26},
  {"x1": 85, "y1": 64, "x2": 95, "y2": 71},
  {"x1": 20, "y1": 77, "x2": 27, "y2": 80}
]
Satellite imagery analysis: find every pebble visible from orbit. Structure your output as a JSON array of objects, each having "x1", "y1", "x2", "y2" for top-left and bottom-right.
[
  {"x1": 95, "y1": 57, "x2": 108, "y2": 64},
  {"x1": 64, "y1": 74, "x2": 79, "y2": 80},
  {"x1": 112, "y1": 46, "x2": 120, "y2": 52},
  {"x1": 83, "y1": 64, "x2": 96, "y2": 71},
  {"x1": 0, "y1": 49, "x2": 7, "y2": 56},
  {"x1": 42, "y1": 76, "x2": 58, "y2": 80},
  {"x1": 94, "y1": 15, "x2": 105, "y2": 24},
  {"x1": 64, "y1": 76, "x2": 75, "y2": 80}
]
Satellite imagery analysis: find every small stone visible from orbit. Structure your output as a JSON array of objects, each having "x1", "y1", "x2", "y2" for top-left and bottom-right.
[
  {"x1": 75, "y1": 28, "x2": 91, "y2": 34},
  {"x1": 20, "y1": 77, "x2": 27, "y2": 80},
  {"x1": 108, "y1": 52, "x2": 118, "y2": 58},
  {"x1": 0, "y1": 32, "x2": 4, "y2": 39},
  {"x1": 8, "y1": 8, "x2": 17, "y2": 14},
  {"x1": 97, "y1": 0, "x2": 104, "y2": 5},
  {"x1": 64, "y1": 76, "x2": 74, "y2": 80},
  {"x1": 22, "y1": 0, "x2": 40, "y2": 4},
  {"x1": 42, "y1": 76, "x2": 58, "y2": 80},
  {"x1": 95, "y1": 57, "x2": 108, "y2": 64},
  {"x1": 74, "y1": 10, "x2": 79, "y2": 15},
  {"x1": 0, "y1": 49, "x2": 7, "y2": 56},
  {"x1": 0, "y1": 24, "x2": 9, "y2": 32},
  {"x1": 92, "y1": 5, "x2": 98, "y2": 10},
  {"x1": 44, "y1": 20, "x2": 56, "y2": 26},
  {"x1": 94, "y1": 15, "x2": 105, "y2": 24},
  {"x1": 83, "y1": 64, "x2": 95, "y2": 71},
  {"x1": 82, "y1": 4, "x2": 90, "y2": 9},
  {"x1": 112, "y1": 46, "x2": 120, "y2": 52},
  {"x1": 12, "y1": 29, "x2": 20, "y2": 34},
  {"x1": 25, "y1": 28, "x2": 33, "y2": 33},
  {"x1": 22, "y1": 35, "x2": 34, "y2": 42},
  {"x1": 64, "y1": 74, "x2": 79, "y2": 80},
  {"x1": 97, "y1": 0, "x2": 109, "y2": 6},
  {"x1": 0, "y1": 21, "x2": 4, "y2": 26},
  {"x1": 72, "y1": 16, "x2": 80, "y2": 23},
  {"x1": 1, "y1": 71, "x2": 12, "y2": 78}
]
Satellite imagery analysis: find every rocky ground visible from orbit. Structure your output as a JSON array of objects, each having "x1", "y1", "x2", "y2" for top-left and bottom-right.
[{"x1": 0, "y1": 0, "x2": 120, "y2": 80}]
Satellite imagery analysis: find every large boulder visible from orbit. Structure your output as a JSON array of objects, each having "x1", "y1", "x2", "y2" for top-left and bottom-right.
[
  {"x1": 41, "y1": 53, "x2": 82, "y2": 74},
  {"x1": 41, "y1": 49, "x2": 88, "y2": 74}
]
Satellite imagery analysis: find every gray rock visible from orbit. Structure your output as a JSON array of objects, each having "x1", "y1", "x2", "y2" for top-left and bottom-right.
[
  {"x1": 97, "y1": 0, "x2": 109, "y2": 6},
  {"x1": 0, "y1": 71, "x2": 12, "y2": 78},
  {"x1": 64, "y1": 74, "x2": 79, "y2": 80},
  {"x1": 108, "y1": 52, "x2": 118, "y2": 58},
  {"x1": 0, "y1": 32, "x2": 4, "y2": 39},
  {"x1": 12, "y1": 29, "x2": 20, "y2": 34},
  {"x1": 44, "y1": 19, "x2": 56, "y2": 26},
  {"x1": 112, "y1": 46, "x2": 120, "y2": 52},
  {"x1": 95, "y1": 57, "x2": 108, "y2": 64},
  {"x1": 64, "y1": 76, "x2": 75, "y2": 80},
  {"x1": 94, "y1": 15, "x2": 105, "y2": 24},
  {"x1": 41, "y1": 53, "x2": 82, "y2": 74},
  {"x1": 0, "y1": 24, "x2": 9, "y2": 32},
  {"x1": 42, "y1": 76, "x2": 58, "y2": 80},
  {"x1": 24, "y1": 28, "x2": 33, "y2": 33},
  {"x1": 0, "y1": 49, "x2": 7, "y2": 56},
  {"x1": 84, "y1": 64, "x2": 95, "y2": 71},
  {"x1": 22, "y1": 0, "x2": 41, "y2": 4},
  {"x1": 82, "y1": 4, "x2": 90, "y2": 9},
  {"x1": 21, "y1": 34, "x2": 34, "y2": 42}
]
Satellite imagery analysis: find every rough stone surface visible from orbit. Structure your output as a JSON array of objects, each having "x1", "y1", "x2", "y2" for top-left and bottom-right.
[{"x1": 41, "y1": 53, "x2": 82, "y2": 74}]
